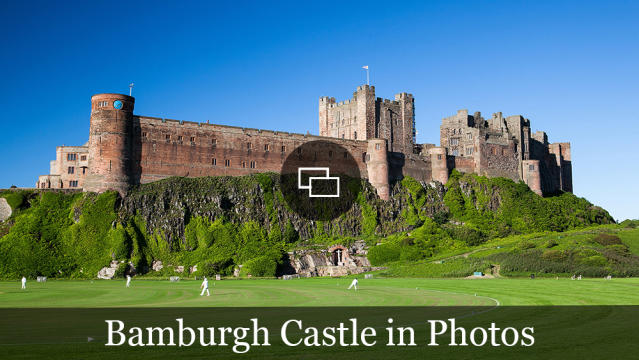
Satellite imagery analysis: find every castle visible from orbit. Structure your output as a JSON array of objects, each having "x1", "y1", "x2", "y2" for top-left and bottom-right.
[{"x1": 36, "y1": 85, "x2": 572, "y2": 200}]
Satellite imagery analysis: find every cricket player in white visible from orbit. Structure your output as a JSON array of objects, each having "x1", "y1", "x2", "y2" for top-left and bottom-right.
[
  {"x1": 200, "y1": 277, "x2": 210, "y2": 296},
  {"x1": 348, "y1": 278, "x2": 358, "y2": 291},
  {"x1": 126, "y1": 275, "x2": 131, "y2": 288},
  {"x1": 21, "y1": 276, "x2": 26, "y2": 289}
]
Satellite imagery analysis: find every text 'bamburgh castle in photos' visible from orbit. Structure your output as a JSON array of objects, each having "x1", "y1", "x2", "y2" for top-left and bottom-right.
[{"x1": 37, "y1": 85, "x2": 572, "y2": 200}]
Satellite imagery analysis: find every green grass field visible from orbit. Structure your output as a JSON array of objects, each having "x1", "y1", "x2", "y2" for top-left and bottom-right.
[{"x1": 3, "y1": 276, "x2": 639, "y2": 307}]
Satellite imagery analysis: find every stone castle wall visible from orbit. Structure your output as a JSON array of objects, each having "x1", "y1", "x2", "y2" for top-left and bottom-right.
[
  {"x1": 131, "y1": 116, "x2": 370, "y2": 186},
  {"x1": 37, "y1": 85, "x2": 573, "y2": 198}
]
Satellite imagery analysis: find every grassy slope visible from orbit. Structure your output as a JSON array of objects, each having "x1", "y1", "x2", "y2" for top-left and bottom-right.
[
  {"x1": 2, "y1": 277, "x2": 639, "y2": 307},
  {"x1": 378, "y1": 226, "x2": 639, "y2": 278}
]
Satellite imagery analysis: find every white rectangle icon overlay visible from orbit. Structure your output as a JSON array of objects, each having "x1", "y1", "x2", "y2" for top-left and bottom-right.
[{"x1": 297, "y1": 167, "x2": 340, "y2": 198}]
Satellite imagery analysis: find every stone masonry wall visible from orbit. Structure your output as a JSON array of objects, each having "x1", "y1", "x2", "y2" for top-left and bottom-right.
[{"x1": 131, "y1": 117, "x2": 370, "y2": 185}]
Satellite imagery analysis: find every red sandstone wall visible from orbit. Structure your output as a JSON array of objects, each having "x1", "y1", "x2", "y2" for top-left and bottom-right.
[
  {"x1": 478, "y1": 142, "x2": 519, "y2": 181},
  {"x1": 132, "y1": 117, "x2": 369, "y2": 184},
  {"x1": 452, "y1": 156, "x2": 475, "y2": 174}
]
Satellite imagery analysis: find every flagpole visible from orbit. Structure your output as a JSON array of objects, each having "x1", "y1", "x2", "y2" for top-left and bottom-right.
[{"x1": 362, "y1": 66, "x2": 370, "y2": 85}]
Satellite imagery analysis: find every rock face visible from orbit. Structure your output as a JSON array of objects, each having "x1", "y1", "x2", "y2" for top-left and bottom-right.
[
  {"x1": 285, "y1": 240, "x2": 382, "y2": 277},
  {"x1": 119, "y1": 175, "x2": 447, "y2": 245},
  {"x1": 97, "y1": 261, "x2": 120, "y2": 279},
  {"x1": 151, "y1": 260, "x2": 163, "y2": 271},
  {"x1": 0, "y1": 198, "x2": 11, "y2": 222}
]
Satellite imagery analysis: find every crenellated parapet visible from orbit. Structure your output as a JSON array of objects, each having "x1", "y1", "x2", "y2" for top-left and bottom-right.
[{"x1": 36, "y1": 85, "x2": 572, "y2": 200}]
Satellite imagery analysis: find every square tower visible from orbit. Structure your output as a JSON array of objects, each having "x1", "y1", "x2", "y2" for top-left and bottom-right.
[{"x1": 319, "y1": 85, "x2": 415, "y2": 154}]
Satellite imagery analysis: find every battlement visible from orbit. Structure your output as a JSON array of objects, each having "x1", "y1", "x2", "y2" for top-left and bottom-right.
[
  {"x1": 137, "y1": 115, "x2": 368, "y2": 144},
  {"x1": 38, "y1": 87, "x2": 572, "y2": 199},
  {"x1": 356, "y1": 84, "x2": 374, "y2": 92}
]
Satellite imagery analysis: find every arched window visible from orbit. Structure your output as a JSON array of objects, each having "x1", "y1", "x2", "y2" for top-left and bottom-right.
[{"x1": 353, "y1": 131, "x2": 357, "y2": 139}]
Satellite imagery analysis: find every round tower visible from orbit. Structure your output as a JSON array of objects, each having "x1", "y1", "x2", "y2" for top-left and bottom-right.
[
  {"x1": 429, "y1": 147, "x2": 449, "y2": 184},
  {"x1": 366, "y1": 139, "x2": 390, "y2": 200},
  {"x1": 83, "y1": 93, "x2": 135, "y2": 194},
  {"x1": 522, "y1": 159, "x2": 542, "y2": 196}
]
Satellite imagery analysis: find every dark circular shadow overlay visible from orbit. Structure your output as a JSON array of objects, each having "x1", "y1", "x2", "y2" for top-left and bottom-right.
[{"x1": 280, "y1": 140, "x2": 362, "y2": 221}]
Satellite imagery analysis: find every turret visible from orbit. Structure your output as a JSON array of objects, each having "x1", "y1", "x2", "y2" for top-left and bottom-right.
[
  {"x1": 429, "y1": 147, "x2": 449, "y2": 184},
  {"x1": 366, "y1": 139, "x2": 390, "y2": 200},
  {"x1": 83, "y1": 93, "x2": 135, "y2": 194},
  {"x1": 355, "y1": 85, "x2": 375, "y2": 140}
]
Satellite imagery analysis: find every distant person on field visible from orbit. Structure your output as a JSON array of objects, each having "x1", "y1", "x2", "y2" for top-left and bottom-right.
[
  {"x1": 348, "y1": 278, "x2": 358, "y2": 291},
  {"x1": 126, "y1": 275, "x2": 131, "y2": 288},
  {"x1": 21, "y1": 276, "x2": 26, "y2": 289},
  {"x1": 200, "y1": 277, "x2": 210, "y2": 296}
]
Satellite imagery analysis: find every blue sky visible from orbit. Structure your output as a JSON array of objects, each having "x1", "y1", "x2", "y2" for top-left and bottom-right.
[{"x1": 0, "y1": 0, "x2": 637, "y2": 220}]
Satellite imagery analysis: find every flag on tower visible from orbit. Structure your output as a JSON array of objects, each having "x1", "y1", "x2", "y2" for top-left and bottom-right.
[{"x1": 362, "y1": 65, "x2": 368, "y2": 69}]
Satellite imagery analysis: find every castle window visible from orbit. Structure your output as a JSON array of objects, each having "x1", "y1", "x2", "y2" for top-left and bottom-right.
[
  {"x1": 452, "y1": 149, "x2": 459, "y2": 156},
  {"x1": 466, "y1": 147, "x2": 473, "y2": 155},
  {"x1": 250, "y1": 161, "x2": 256, "y2": 169},
  {"x1": 67, "y1": 166, "x2": 74, "y2": 174},
  {"x1": 211, "y1": 138, "x2": 217, "y2": 147},
  {"x1": 354, "y1": 131, "x2": 357, "y2": 140},
  {"x1": 247, "y1": 142, "x2": 252, "y2": 150},
  {"x1": 142, "y1": 132, "x2": 147, "y2": 138},
  {"x1": 82, "y1": 167, "x2": 87, "y2": 174},
  {"x1": 281, "y1": 145, "x2": 286, "y2": 152},
  {"x1": 375, "y1": 143, "x2": 380, "y2": 150},
  {"x1": 212, "y1": 158, "x2": 217, "y2": 166},
  {"x1": 452, "y1": 129, "x2": 456, "y2": 135},
  {"x1": 363, "y1": 152, "x2": 367, "y2": 162},
  {"x1": 69, "y1": 180, "x2": 78, "y2": 187},
  {"x1": 437, "y1": 154, "x2": 442, "y2": 160},
  {"x1": 177, "y1": 136, "x2": 183, "y2": 142},
  {"x1": 467, "y1": 133, "x2": 473, "y2": 140},
  {"x1": 264, "y1": 144, "x2": 270, "y2": 152},
  {"x1": 67, "y1": 153, "x2": 77, "y2": 161},
  {"x1": 502, "y1": 148, "x2": 506, "y2": 155},
  {"x1": 450, "y1": 138, "x2": 459, "y2": 146},
  {"x1": 190, "y1": 136, "x2": 195, "y2": 143},
  {"x1": 225, "y1": 159, "x2": 230, "y2": 167},
  {"x1": 166, "y1": 134, "x2": 171, "y2": 142},
  {"x1": 80, "y1": 155, "x2": 87, "y2": 161},
  {"x1": 491, "y1": 148, "x2": 497, "y2": 155},
  {"x1": 529, "y1": 164, "x2": 535, "y2": 171},
  {"x1": 242, "y1": 161, "x2": 247, "y2": 168},
  {"x1": 341, "y1": 134, "x2": 345, "y2": 139}
]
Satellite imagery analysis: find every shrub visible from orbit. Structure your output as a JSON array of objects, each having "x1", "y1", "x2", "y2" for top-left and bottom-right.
[
  {"x1": 620, "y1": 219, "x2": 638, "y2": 228},
  {"x1": 241, "y1": 255, "x2": 278, "y2": 277},
  {"x1": 400, "y1": 245, "x2": 424, "y2": 261},
  {"x1": 517, "y1": 241, "x2": 536, "y2": 250},
  {"x1": 447, "y1": 225, "x2": 486, "y2": 246},
  {"x1": 368, "y1": 243, "x2": 401, "y2": 265},
  {"x1": 545, "y1": 239, "x2": 559, "y2": 248},
  {"x1": 592, "y1": 233, "x2": 622, "y2": 246}
]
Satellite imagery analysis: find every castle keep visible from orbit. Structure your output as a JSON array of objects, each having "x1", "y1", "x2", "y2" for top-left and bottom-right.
[{"x1": 36, "y1": 85, "x2": 572, "y2": 199}]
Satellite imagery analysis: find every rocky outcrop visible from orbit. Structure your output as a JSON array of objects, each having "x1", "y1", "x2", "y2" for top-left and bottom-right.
[
  {"x1": 0, "y1": 198, "x2": 11, "y2": 222},
  {"x1": 151, "y1": 260, "x2": 164, "y2": 271},
  {"x1": 97, "y1": 261, "x2": 120, "y2": 279},
  {"x1": 119, "y1": 175, "x2": 447, "y2": 247},
  {"x1": 284, "y1": 240, "x2": 383, "y2": 277}
]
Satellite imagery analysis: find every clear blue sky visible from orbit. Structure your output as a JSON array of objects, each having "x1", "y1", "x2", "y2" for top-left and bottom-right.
[{"x1": 1, "y1": 0, "x2": 637, "y2": 220}]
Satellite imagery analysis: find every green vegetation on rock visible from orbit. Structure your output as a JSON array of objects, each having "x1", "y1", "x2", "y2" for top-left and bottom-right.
[{"x1": 0, "y1": 171, "x2": 618, "y2": 279}]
